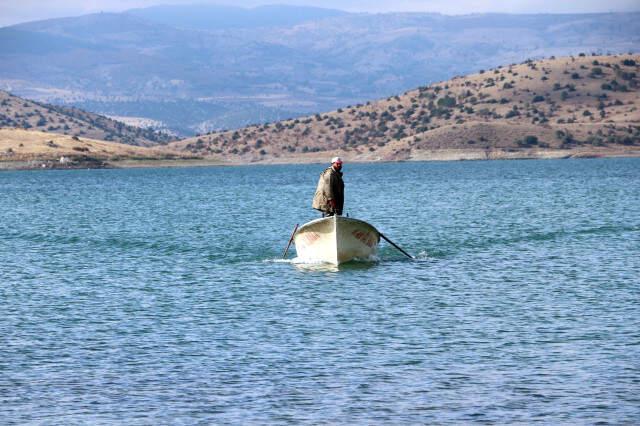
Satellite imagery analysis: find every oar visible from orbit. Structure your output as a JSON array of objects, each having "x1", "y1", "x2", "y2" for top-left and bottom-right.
[
  {"x1": 282, "y1": 223, "x2": 299, "y2": 259},
  {"x1": 379, "y1": 232, "x2": 414, "y2": 260}
]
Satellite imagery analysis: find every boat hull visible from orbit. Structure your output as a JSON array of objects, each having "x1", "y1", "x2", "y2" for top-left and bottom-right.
[{"x1": 294, "y1": 216, "x2": 380, "y2": 265}]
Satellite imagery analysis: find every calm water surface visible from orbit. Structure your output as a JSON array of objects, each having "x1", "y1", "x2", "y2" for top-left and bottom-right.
[{"x1": 1, "y1": 159, "x2": 639, "y2": 423}]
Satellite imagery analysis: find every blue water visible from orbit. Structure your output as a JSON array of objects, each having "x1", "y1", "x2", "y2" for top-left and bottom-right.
[{"x1": 1, "y1": 158, "x2": 639, "y2": 423}]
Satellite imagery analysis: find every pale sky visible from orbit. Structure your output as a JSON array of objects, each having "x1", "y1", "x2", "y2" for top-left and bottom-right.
[{"x1": 1, "y1": 0, "x2": 639, "y2": 27}]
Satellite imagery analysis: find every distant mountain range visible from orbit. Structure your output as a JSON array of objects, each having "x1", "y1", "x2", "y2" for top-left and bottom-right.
[
  {"x1": 0, "y1": 5, "x2": 639, "y2": 135},
  {"x1": 126, "y1": 4, "x2": 347, "y2": 30}
]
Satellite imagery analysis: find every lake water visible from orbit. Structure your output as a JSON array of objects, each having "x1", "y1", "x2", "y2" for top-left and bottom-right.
[{"x1": 1, "y1": 158, "x2": 639, "y2": 424}]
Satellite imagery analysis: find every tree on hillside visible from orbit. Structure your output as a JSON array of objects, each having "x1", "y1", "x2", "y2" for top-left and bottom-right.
[
  {"x1": 437, "y1": 96, "x2": 456, "y2": 108},
  {"x1": 590, "y1": 67, "x2": 603, "y2": 77}
]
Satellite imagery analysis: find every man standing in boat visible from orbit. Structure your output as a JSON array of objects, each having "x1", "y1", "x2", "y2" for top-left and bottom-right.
[{"x1": 312, "y1": 157, "x2": 344, "y2": 217}]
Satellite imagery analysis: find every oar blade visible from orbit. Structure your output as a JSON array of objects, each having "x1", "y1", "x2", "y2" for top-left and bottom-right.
[{"x1": 379, "y1": 232, "x2": 414, "y2": 260}]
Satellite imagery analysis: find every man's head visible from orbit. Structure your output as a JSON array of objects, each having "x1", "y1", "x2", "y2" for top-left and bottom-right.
[{"x1": 331, "y1": 156, "x2": 343, "y2": 171}]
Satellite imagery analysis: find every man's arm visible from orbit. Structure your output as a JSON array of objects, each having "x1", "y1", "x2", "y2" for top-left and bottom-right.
[{"x1": 326, "y1": 170, "x2": 337, "y2": 210}]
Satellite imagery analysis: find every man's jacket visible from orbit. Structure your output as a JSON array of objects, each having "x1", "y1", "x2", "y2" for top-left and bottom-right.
[{"x1": 312, "y1": 166, "x2": 344, "y2": 215}]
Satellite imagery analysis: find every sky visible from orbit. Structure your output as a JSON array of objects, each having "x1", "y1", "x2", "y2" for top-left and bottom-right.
[{"x1": 1, "y1": 0, "x2": 639, "y2": 27}]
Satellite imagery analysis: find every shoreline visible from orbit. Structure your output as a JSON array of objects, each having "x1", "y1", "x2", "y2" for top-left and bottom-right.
[{"x1": 2, "y1": 148, "x2": 639, "y2": 171}]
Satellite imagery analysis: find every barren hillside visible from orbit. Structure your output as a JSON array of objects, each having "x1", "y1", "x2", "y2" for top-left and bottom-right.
[
  {"x1": 0, "y1": 90, "x2": 172, "y2": 146},
  {"x1": 0, "y1": 128, "x2": 188, "y2": 169},
  {"x1": 173, "y1": 54, "x2": 640, "y2": 162}
]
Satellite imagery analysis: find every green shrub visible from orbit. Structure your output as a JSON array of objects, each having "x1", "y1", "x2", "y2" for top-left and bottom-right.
[
  {"x1": 437, "y1": 96, "x2": 456, "y2": 108},
  {"x1": 516, "y1": 135, "x2": 539, "y2": 147}
]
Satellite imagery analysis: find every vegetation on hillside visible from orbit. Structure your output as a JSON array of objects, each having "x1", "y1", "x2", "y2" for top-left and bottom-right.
[
  {"x1": 0, "y1": 90, "x2": 172, "y2": 146},
  {"x1": 174, "y1": 54, "x2": 640, "y2": 162}
]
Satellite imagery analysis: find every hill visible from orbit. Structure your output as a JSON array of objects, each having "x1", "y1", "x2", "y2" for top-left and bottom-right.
[
  {"x1": 0, "y1": 90, "x2": 172, "y2": 146},
  {"x1": 0, "y1": 128, "x2": 190, "y2": 169},
  {"x1": 125, "y1": 4, "x2": 347, "y2": 30},
  {"x1": 171, "y1": 54, "x2": 640, "y2": 162},
  {"x1": 1, "y1": 10, "x2": 638, "y2": 135}
]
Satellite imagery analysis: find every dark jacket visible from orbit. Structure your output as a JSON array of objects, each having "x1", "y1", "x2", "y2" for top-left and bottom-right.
[{"x1": 312, "y1": 166, "x2": 344, "y2": 215}]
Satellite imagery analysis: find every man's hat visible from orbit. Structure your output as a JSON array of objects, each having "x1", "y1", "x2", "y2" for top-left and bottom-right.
[{"x1": 331, "y1": 156, "x2": 343, "y2": 164}]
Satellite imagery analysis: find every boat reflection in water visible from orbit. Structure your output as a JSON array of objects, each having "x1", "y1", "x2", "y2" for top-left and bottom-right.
[{"x1": 293, "y1": 215, "x2": 380, "y2": 266}]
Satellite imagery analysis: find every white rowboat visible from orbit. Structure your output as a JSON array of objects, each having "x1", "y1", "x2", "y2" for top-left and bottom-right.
[{"x1": 293, "y1": 216, "x2": 380, "y2": 265}]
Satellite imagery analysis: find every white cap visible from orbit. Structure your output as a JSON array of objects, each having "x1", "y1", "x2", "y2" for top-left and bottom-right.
[{"x1": 331, "y1": 156, "x2": 343, "y2": 164}]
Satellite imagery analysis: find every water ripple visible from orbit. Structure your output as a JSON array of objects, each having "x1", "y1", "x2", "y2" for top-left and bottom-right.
[{"x1": 1, "y1": 159, "x2": 639, "y2": 424}]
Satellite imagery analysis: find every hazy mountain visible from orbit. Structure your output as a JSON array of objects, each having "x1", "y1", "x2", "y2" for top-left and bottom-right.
[
  {"x1": 125, "y1": 4, "x2": 348, "y2": 30},
  {"x1": 1, "y1": 7, "x2": 638, "y2": 136}
]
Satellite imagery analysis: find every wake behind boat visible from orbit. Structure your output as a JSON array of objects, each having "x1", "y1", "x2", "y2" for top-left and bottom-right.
[{"x1": 293, "y1": 216, "x2": 380, "y2": 265}]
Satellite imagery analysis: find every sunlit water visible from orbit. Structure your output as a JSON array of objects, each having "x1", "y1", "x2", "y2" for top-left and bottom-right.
[{"x1": 1, "y1": 159, "x2": 639, "y2": 423}]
